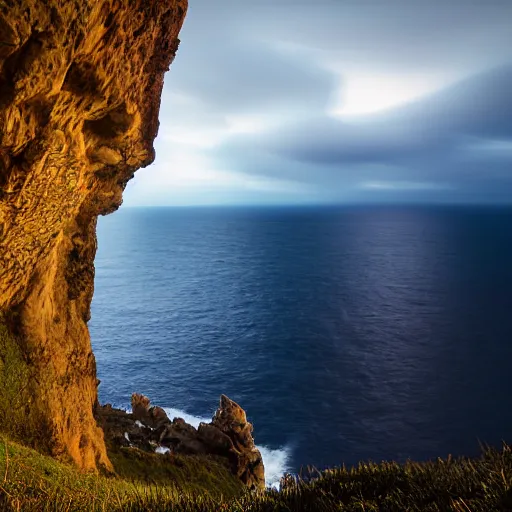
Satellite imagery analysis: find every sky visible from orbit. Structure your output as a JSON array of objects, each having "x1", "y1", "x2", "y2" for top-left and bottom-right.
[{"x1": 123, "y1": 0, "x2": 512, "y2": 206}]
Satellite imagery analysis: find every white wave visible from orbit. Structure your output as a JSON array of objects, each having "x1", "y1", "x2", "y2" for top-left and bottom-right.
[
  {"x1": 259, "y1": 445, "x2": 291, "y2": 489},
  {"x1": 163, "y1": 407, "x2": 291, "y2": 488},
  {"x1": 163, "y1": 407, "x2": 211, "y2": 428}
]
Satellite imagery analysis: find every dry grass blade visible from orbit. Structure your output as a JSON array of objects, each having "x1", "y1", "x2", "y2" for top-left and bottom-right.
[{"x1": 3, "y1": 440, "x2": 8, "y2": 483}]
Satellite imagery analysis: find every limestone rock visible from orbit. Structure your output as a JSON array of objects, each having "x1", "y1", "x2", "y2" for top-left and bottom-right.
[
  {"x1": 158, "y1": 419, "x2": 207, "y2": 455},
  {"x1": 131, "y1": 392, "x2": 170, "y2": 428},
  {"x1": 151, "y1": 406, "x2": 171, "y2": 426},
  {"x1": 131, "y1": 393, "x2": 151, "y2": 423},
  {"x1": 211, "y1": 395, "x2": 265, "y2": 490},
  {"x1": 197, "y1": 422, "x2": 235, "y2": 454},
  {"x1": 0, "y1": 1, "x2": 187, "y2": 470}
]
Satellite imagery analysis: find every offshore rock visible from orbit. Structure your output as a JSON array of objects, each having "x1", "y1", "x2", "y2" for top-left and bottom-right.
[
  {"x1": 97, "y1": 394, "x2": 266, "y2": 489},
  {"x1": 0, "y1": 1, "x2": 187, "y2": 470},
  {"x1": 131, "y1": 392, "x2": 170, "y2": 428},
  {"x1": 211, "y1": 395, "x2": 265, "y2": 490},
  {"x1": 131, "y1": 393, "x2": 152, "y2": 421}
]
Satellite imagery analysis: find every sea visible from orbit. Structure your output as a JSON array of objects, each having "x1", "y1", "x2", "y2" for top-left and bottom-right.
[{"x1": 89, "y1": 205, "x2": 512, "y2": 488}]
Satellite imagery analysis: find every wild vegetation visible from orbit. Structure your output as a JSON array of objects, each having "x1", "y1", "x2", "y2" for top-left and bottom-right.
[
  {"x1": 0, "y1": 433, "x2": 511, "y2": 511},
  {"x1": 0, "y1": 320, "x2": 39, "y2": 448}
]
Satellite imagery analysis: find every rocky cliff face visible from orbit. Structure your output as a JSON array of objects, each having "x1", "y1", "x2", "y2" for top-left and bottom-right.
[{"x1": 0, "y1": 0, "x2": 187, "y2": 470}]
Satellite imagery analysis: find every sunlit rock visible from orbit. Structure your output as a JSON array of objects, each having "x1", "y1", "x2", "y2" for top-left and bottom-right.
[{"x1": 0, "y1": 0, "x2": 187, "y2": 470}]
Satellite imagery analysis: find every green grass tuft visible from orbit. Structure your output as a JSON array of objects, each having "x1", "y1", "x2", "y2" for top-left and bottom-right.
[{"x1": 108, "y1": 444, "x2": 243, "y2": 496}]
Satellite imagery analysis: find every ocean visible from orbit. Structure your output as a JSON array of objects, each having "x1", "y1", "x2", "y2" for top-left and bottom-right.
[{"x1": 89, "y1": 205, "x2": 512, "y2": 487}]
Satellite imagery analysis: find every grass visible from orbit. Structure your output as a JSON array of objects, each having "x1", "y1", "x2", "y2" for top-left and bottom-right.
[
  {"x1": 107, "y1": 444, "x2": 243, "y2": 496},
  {"x1": 1, "y1": 434, "x2": 512, "y2": 511},
  {"x1": 0, "y1": 434, "x2": 243, "y2": 511},
  {"x1": 0, "y1": 320, "x2": 43, "y2": 448}
]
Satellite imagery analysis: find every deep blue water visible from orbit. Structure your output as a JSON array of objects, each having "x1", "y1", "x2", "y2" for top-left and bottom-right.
[{"x1": 90, "y1": 205, "x2": 512, "y2": 484}]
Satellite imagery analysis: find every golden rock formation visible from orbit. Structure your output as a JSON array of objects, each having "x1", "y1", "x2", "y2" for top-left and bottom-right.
[
  {"x1": 210, "y1": 395, "x2": 265, "y2": 490},
  {"x1": 0, "y1": 0, "x2": 187, "y2": 470}
]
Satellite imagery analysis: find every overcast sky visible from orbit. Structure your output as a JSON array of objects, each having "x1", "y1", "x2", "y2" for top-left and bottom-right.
[{"x1": 124, "y1": 0, "x2": 512, "y2": 206}]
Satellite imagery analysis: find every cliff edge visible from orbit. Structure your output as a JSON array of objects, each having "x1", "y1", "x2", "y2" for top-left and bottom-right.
[{"x1": 0, "y1": 0, "x2": 187, "y2": 471}]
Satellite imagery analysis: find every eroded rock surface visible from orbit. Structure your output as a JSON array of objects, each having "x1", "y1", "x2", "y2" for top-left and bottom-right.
[
  {"x1": 210, "y1": 394, "x2": 266, "y2": 489},
  {"x1": 97, "y1": 394, "x2": 266, "y2": 490},
  {"x1": 0, "y1": 1, "x2": 187, "y2": 470}
]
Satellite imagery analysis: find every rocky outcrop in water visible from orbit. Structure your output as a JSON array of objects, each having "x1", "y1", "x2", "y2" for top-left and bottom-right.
[
  {"x1": 97, "y1": 394, "x2": 266, "y2": 490},
  {"x1": 210, "y1": 394, "x2": 266, "y2": 489},
  {"x1": 0, "y1": 1, "x2": 187, "y2": 470}
]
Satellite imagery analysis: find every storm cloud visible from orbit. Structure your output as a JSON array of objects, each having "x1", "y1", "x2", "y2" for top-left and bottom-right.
[{"x1": 124, "y1": 0, "x2": 512, "y2": 206}]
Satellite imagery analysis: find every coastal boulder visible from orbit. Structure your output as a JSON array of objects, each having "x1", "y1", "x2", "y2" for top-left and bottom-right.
[
  {"x1": 131, "y1": 393, "x2": 170, "y2": 428},
  {"x1": 131, "y1": 393, "x2": 151, "y2": 421},
  {"x1": 197, "y1": 422, "x2": 235, "y2": 454},
  {"x1": 158, "y1": 418, "x2": 207, "y2": 455},
  {"x1": 211, "y1": 395, "x2": 265, "y2": 490}
]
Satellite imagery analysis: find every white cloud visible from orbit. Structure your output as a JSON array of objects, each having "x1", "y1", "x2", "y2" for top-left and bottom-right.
[
  {"x1": 465, "y1": 139, "x2": 512, "y2": 155},
  {"x1": 360, "y1": 181, "x2": 451, "y2": 191},
  {"x1": 123, "y1": 145, "x2": 316, "y2": 207},
  {"x1": 329, "y1": 72, "x2": 458, "y2": 118}
]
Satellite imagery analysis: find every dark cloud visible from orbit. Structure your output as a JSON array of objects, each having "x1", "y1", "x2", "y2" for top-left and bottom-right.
[
  {"x1": 205, "y1": 65, "x2": 512, "y2": 202},
  {"x1": 259, "y1": 65, "x2": 512, "y2": 166},
  {"x1": 129, "y1": 0, "x2": 512, "y2": 206}
]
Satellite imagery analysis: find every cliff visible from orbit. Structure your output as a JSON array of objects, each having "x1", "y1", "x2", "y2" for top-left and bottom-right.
[{"x1": 0, "y1": 0, "x2": 187, "y2": 470}]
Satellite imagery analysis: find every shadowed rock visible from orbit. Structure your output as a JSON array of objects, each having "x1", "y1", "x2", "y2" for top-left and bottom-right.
[
  {"x1": 131, "y1": 392, "x2": 170, "y2": 429},
  {"x1": 97, "y1": 393, "x2": 266, "y2": 489}
]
